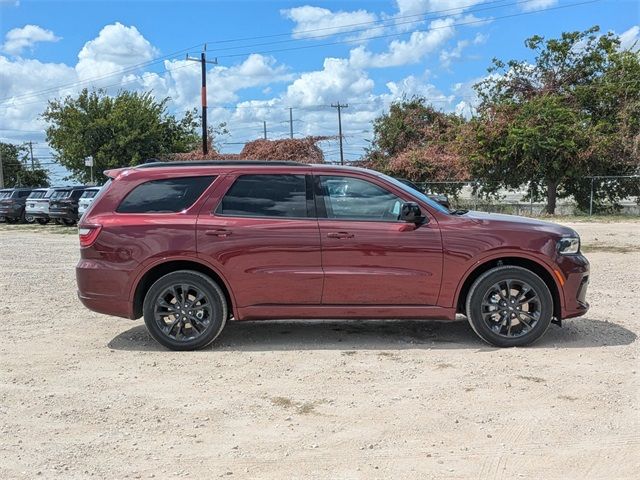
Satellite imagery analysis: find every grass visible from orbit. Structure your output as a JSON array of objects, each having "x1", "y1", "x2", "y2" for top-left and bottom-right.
[
  {"x1": 0, "y1": 223, "x2": 77, "y2": 234},
  {"x1": 581, "y1": 244, "x2": 639, "y2": 254},
  {"x1": 270, "y1": 396, "x2": 325, "y2": 415}
]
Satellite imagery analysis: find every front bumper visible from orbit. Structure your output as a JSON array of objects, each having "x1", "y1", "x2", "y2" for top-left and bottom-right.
[{"x1": 558, "y1": 253, "x2": 590, "y2": 319}]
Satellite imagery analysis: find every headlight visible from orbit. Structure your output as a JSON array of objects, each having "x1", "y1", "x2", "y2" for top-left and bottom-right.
[{"x1": 558, "y1": 237, "x2": 580, "y2": 255}]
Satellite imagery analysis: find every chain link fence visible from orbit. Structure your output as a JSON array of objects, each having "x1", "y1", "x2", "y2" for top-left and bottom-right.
[{"x1": 413, "y1": 175, "x2": 640, "y2": 216}]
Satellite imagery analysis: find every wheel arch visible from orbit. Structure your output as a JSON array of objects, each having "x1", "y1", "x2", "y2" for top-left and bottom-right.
[
  {"x1": 455, "y1": 256, "x2": 562, "y2": 320},
  {"x1": 131, "y1": 259, "x2": 235, "y2": 320}
]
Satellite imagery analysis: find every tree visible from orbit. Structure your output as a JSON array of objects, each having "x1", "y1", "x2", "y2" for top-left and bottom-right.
[
  {"x1": 43, "y1": 89, "x2": 200, "y2": 183},
  {"x1": 363, "y1": 97, "x2": 469, "y2": 195},
  {"x1": 470, "y1": 26, "x2": 640, "y2": 213},
  {"x1": 0, "y1": 142, "x2": 50, "y2": 188}
]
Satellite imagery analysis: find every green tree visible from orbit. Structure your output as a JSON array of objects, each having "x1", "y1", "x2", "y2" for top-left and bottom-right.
[
  {"x1": 0, "y1": 142, "x2": 50, "y2": 188},
  {"x1": 43, "y1": 89, "x2": 200, "y2": 183},
  {"x1": 363, "y1": 97, "x2": 469, "y2": 195},
  {"x1": 470, "y1": 26, "x2": 640, "y2": 213}
]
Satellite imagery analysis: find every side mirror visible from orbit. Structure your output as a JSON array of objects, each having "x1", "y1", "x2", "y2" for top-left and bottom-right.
[{"x1": 400, "y1": 202, "x2": 427, "y2": 225}]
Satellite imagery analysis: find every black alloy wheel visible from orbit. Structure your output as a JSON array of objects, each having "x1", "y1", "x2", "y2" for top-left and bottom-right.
[
  {"x1": 466, "y1": 266, "x2": 553, "y2": 347},
  {"x1": 143, "y1": 270, "x2": 227, "y2": 351}
]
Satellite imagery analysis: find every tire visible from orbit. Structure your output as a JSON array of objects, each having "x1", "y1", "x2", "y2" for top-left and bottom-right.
[
  {"x1": 62, "y1": 218, "x2": 75, "y2": 226},
  {"x1": 54, "y1": 218, "x2": 62, "y2": 225},
  {"x1": 5, "y1": 217, "x2": 18, "y2": 224},
  {"x1": 25, "y1": 215, "x2": 36, "y2": 224},
  {"x1": 465, "y1": 266, "x2": 553, "y2": 347},
  {"x1": 143, "y1": 270, "x2": 228, "y2": 351},
  {"x1": 36, "y1": 218, "x2": 49, "y2": 225}
]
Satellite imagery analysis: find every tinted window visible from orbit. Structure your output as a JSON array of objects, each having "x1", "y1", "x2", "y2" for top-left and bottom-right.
[
  {"x1": 117, "y1": 176, "x2": 215, "y2": 213},
  {"x1": 51, "y1": 190, "x2": 70, "y2": 199},
  {"x1": 16, "y1": 190, "x2": 32, "y2": 198},
  {"x1": 217, "y1": 174, "x2": 307, "y2": 218},
  {"x1": 80, "y1": 189, "x2": 99, "y2": 199},
  {"x1": 28, "y1": 190, "x2": 47, "y2": 199},
  {"x1": 319, "y1": 176, "x2": 402, "y2": 221}
]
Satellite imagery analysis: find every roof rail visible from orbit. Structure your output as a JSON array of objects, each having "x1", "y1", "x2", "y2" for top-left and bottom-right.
[{"x1": 135, "y1": 160, "x2": 307, "y2": 169}]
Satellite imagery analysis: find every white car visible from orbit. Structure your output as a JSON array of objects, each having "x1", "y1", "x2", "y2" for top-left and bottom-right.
[
  {"x1": 25, "y1": 188, "x2": 55, "y2": 225},
  {"x1": 77, "y1": 186, "x2": 102, "y2": 218}
]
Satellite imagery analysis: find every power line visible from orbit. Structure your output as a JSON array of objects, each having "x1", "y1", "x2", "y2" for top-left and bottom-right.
[
  {"x1": 0, "y1": 0, "x2": 600, "y2": 107},
  {"x1": 215, "y1": 0, "x2": 602, "y2": 59}
]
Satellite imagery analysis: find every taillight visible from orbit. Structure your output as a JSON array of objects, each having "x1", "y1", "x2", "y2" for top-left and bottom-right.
[{"x1": 78, "y1": 224, "x2": 102, "y2": 247}]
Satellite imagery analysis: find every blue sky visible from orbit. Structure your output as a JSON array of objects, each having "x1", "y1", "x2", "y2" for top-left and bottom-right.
[{"x1": 0, "y1": 0, "x2": 638, "y2": 182}]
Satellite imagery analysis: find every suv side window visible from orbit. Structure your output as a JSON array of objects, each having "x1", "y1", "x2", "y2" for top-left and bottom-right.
[
  {"x1": 217, "y1": 174, "x2": 307, "y2": 218},
  {"x1": 318, "y1": 175, "x2": 403, "y2": 221},
  {"x1": 117, "y1": 176, "x2": 215, "y2": 213}
]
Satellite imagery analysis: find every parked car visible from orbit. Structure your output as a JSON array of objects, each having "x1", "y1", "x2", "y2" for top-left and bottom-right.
[
  {"x1": 0, "y1": 187, "x2": 34, "y2": 223},
  {"x1": 49, "y1": 186, "x2": 88, "y2": 226},
  {"x1": 0, "y1": 188, "x2": 10, "y2": 222},
  {"x1": 77, "y1": 186, "x2": 102, "y2": 219},
  {"x1": 76, "y1": 161, "x2": 589, "y2": 351},
  {"x1": 25, "y1": 187, "x2": 56, "y2": 225},
  {"x1": 395, "y1": 178, "x2": 451, "y2": 210}
]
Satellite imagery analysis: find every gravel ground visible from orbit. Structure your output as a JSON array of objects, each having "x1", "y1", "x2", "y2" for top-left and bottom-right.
[{"x1": 0, "y1": 220, "x2": 638, "y2": 479}]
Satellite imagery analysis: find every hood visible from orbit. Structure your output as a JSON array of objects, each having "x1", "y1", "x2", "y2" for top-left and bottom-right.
[{"x1": 464, "y1": 211, "x2": 578, "y2": 237}]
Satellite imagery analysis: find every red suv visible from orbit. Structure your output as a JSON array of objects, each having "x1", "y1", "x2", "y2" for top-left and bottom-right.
[{"x1": 76, "y1": 161, "x2": 589, "y2": 350}]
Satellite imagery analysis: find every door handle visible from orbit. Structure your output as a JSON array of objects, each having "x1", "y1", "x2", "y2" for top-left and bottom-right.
[
  {"x1": 205, "y1": 229, "x2": 232, "y2": 238},
  {"x1": 327, "y1": 231, "x2": 354, "y2": 239}
]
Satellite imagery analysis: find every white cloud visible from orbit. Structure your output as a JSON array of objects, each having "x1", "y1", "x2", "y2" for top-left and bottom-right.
[
  {"x1": 1, "y1": 24, "x2": 61, "y2": 55},
  {"x1": 75, "y1": 22, "x2": 159, "y2": 82},
  {"x1": 284, "y1": 57, "x2": 374, "y2": 106},
  {"x1": 440, "y1": 32, "x2": 487, "y2": 68},
  {"x1": 282, "y1": 5, "x2": 377, "y2": 39},
  {"x1": 619, "y1": 25, "x2": 639, "y2": 51},
  {"x1": 520, "y1": 0, "x2": 557, "y2": 12},
  {"x1": 349, "y1": 17, "x2": 456, "y2": 68}
]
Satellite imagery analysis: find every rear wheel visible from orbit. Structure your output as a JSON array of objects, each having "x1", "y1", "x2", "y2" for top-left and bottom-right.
[
  {"x1": 25, "y1": 215, "x2": 35, "y2": 224},
  {"x1": 143, "y1": 270, "x2": 227, "y2": 351},
  {"x1": 62, "y1": 218, "x2": 75, "y2": 226},
  {"x1": 465, "y1": 266, "x2": 553, "y2": 347}
]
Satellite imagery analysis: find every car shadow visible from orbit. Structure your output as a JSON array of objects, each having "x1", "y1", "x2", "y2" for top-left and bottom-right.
[{"x1": 107, "y1": 317, "x2": 636, "y2": 352}]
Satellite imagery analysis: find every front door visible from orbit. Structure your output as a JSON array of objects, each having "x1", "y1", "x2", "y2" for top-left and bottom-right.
[
  {"x1": 316, "y1": 174, "x2": 442, "y2": 306},
  {"x1": 197, "y1": 173, "x2": 323, "y2": 308}
]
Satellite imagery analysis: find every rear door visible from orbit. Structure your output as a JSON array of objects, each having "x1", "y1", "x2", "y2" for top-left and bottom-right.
[
  {"x1": 315, "y1": 173, "x2": 443, "y2": 306},
  {"x1": 196, "y1": 172, "x2": 322, "y2": 308}
]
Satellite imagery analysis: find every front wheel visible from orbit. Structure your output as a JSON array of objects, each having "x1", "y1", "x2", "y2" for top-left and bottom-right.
[
  {"x1": 143, "y1": 270, "x2": 228, "y2": 351},
  {"x1": 465, "y1": 266, "x2": 553, "y2": 347},
  {"x1": 25, "y1": 215, "x2": 36, "y2": 224}
]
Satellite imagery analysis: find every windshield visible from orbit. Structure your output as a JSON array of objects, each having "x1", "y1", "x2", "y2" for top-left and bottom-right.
[
  {"x1": 28, "y1": 190, "x2": 47, "y2": 199},
  {"x1": 0, "y1": 190, "x2": 11, "y2": 199},
  {"x1": 373, "y1": 172, "x2": 450, "y2": 214}
]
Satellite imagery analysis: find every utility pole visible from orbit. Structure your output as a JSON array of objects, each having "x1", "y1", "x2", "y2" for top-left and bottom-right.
[
  {"x1": 0, "y1": 152, "x2": 4, "y2": 188},
  {"x1": 289, "y1": 108, "x2": 294, "y2": 139},
  {"x1": 28, "y1": 141, "x2": 35, "y2": 168},
  {"x1": 263, "y1": 121, "x2": 267, "y2": 140},
  {"x1": 331, "y1": 103, "x2": 348, "y2": 165},
  {"x1": 186, "y1": 45, "x2": 217, "y2": 155}
]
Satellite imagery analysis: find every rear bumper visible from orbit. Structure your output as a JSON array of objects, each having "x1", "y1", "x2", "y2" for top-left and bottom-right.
[
  {"x1": 0, "y1": 206, "x2": 22, "y2": 217},
  {"x1": 49, "y1": 211, "x2": 78, "y2": 221},
  {"x1": 77, "y1": 291, "x2": 133, "y2": 319},
  {"x1": 76, "y1": 259, "x2": 135, "y2": 319}
]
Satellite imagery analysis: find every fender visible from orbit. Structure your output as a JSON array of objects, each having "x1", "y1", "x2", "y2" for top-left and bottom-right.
[
  {"x1": 448, "y1": 250, "x2": 565, "y2": 310},
  {"x1": 126, "y1": 253, "x2": 240, "y2": 319}
]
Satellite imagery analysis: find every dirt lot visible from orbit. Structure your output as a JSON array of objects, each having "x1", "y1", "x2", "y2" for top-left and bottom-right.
[{"x1": 0, "y1": 220, "x2": 638, "y2": 479}]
